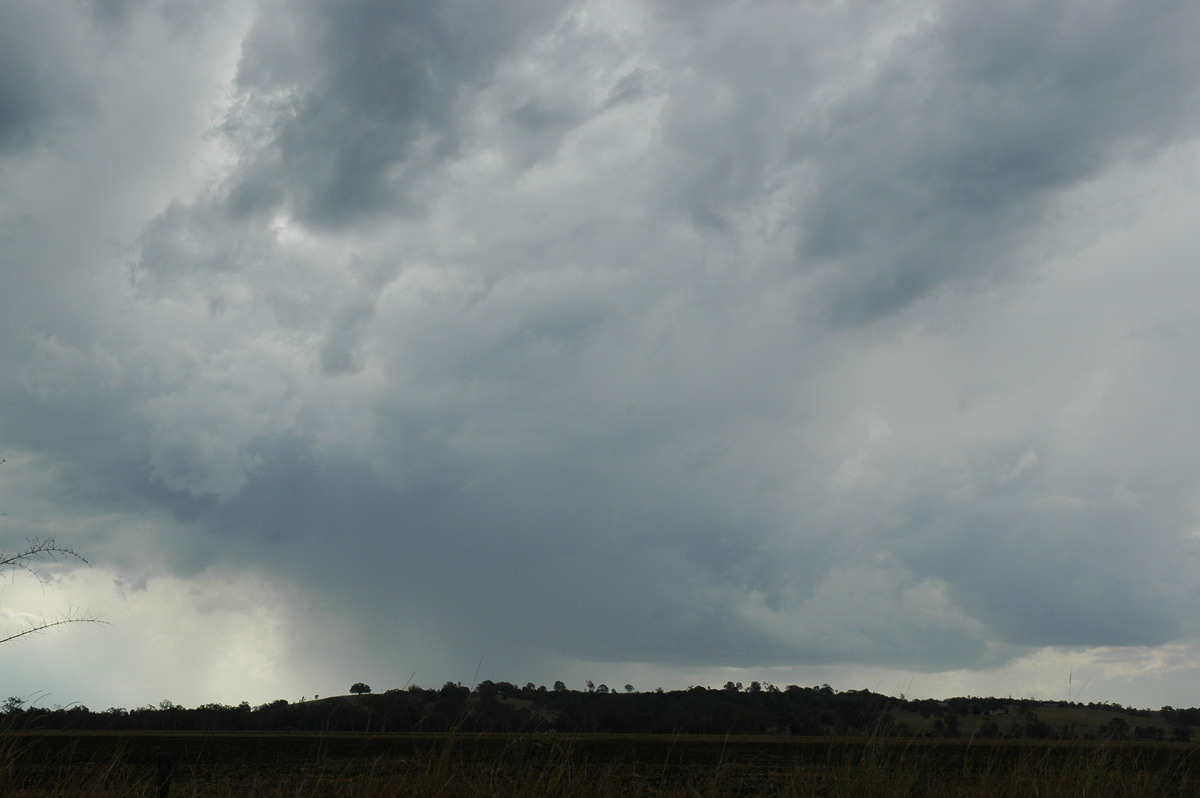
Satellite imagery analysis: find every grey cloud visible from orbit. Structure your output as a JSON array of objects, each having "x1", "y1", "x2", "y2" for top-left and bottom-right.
[
  {"x1": 135, "y1": 199, "x2": 269, "y2": 289},
  {"x1": 88, "y1": 0, "x2": 149, "y2": 28},
  {"x1": 6, "y1": 0, "x2": 1200, "y2": 707},
  {"x1": 194, "y1": 443, "x2": 806, "y2": 667},
  {"x1": 903, "y1": 493, "x2": 1195, "y2": 648},
  {"x1": 792, "y1": 0, "x2": 1200, "y2": 324},
  {"x1": 86, "y1": 0, "x2": 231, "y2": 43},
  {"x1": 0, "y1": 4, "x2": 92, "y2": 155},
  {"x1": 319, "y1": 297, "x2": 376, "y2": 375},
  {"x1": 223, "y1": 0, "x2": 567, "y2": 229}
]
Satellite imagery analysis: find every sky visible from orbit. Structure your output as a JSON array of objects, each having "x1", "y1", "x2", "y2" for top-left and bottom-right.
[{"x1": 3, "y1": 0, "x2": 1200, "y2": 712}]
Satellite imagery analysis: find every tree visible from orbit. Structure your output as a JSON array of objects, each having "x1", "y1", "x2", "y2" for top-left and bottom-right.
[
  {"x1": 1100, "y1": 717, "x2": 1129, "y2": 741},
  {"x1": 349, "y1": 682, "x2": 372, "y2": 695},
  {"x1": 1, "y1": 537, "x2": 104, "y2": 646},
  {"x1": 942, "y1": 712, "x2": 961, "y2": 738},
  {"x1": 977, "y1": 718, "x2": 1002, "y2": 738}
]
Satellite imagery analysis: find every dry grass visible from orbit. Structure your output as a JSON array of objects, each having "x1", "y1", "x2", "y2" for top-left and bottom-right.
[{"x1": 1, "y1": 731, "x2": 1197, "y2": 796}]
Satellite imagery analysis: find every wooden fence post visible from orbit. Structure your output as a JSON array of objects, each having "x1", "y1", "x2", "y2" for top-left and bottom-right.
[{"x1": 156, "y1": 752, "x2": 173, "y2": 798}]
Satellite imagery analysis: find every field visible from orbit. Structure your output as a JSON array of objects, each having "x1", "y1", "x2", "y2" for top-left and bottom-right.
[{"x1": 2, "y1": 731, "x2": 1199, "y2": 796}]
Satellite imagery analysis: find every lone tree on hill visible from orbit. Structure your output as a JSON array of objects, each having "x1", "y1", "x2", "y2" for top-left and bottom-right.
[
  {"x1": 1, "y1": 536, "x2": 104, "y2": 646},
  {"x1": 349, "y1": 682, "x2": 372, "y2": 695}
]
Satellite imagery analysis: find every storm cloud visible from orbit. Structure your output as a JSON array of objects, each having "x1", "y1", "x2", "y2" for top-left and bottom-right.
[{"x1": 3, "y1": 0, "x2": 1200, "y2": 709}]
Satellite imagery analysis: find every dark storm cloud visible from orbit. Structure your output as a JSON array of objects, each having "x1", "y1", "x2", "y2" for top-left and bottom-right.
[
  {"x1": 0, "y1": 4, "x2": 92, "y2": 155},
  {"x1": 6, "y1": 0, "x2": 1200, "y2": 706},
  {"x1": 210, "y1": 449, "x2": 801, "y2": 666},
  {"x1": 221, "y1": 0, "x2": 566, "y2": 229},
  {"x1": 897, "y1": 479, "x2": 1196, "y2": 648},
  {"x1": 792, "y1": 0, "x2": 1200, "y2": 324},
  {"x1": 124, "y1": 0, "x2": 1200, "y2": 672},
  {"x1": 661, "y1": 0, "x2": 1200, "y2": 326},
  {"x1": 88, "y1": 0, "x2": 149, "y2": 28}
]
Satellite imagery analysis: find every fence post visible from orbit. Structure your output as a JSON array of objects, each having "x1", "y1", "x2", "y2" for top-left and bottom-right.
[{"x1": 156, "y1": 751, "x2": 173, "y2": 798}]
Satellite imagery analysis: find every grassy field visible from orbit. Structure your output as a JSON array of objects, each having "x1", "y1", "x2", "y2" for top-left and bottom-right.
[{"x1": 2, "y1": 731, "x2": 1199, "y2": 796}]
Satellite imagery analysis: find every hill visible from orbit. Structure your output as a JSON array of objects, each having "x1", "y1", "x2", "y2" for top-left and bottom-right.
[{"x1": 2, "y1": 682, "x2": 1196, "y2": 740}]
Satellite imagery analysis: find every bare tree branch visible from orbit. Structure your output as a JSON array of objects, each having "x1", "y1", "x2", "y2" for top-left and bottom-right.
[
  {"x1": 0, "y1": 614, "x2": 107, "y2": 646},
  {"x1": 1, "y1": 536, "x2": 107, "y2": 646},
  {"x1": 1, "y1": 536, "x2": 91, "y2": 575}
]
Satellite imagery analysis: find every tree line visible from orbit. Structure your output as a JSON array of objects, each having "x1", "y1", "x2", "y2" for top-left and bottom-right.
[{"x1": 2, "y1": 682, "x2": 1197, "y2": 740}]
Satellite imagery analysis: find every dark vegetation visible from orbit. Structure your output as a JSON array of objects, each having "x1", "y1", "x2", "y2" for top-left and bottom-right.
[
  {"x1": 3, "y1": 728, "x2": 1199, "y2": 796},
  {"x1": 3, "y1": 685, "x2": 1200, "y2": 795},
  {"x1": 3, "y1": 681, "x2": 1199, "y2": 741}
]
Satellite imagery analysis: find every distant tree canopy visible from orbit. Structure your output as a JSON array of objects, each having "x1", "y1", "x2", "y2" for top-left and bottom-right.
[{"x1": 1, "y1": 683, "x2": 1197, "y2": 738}]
